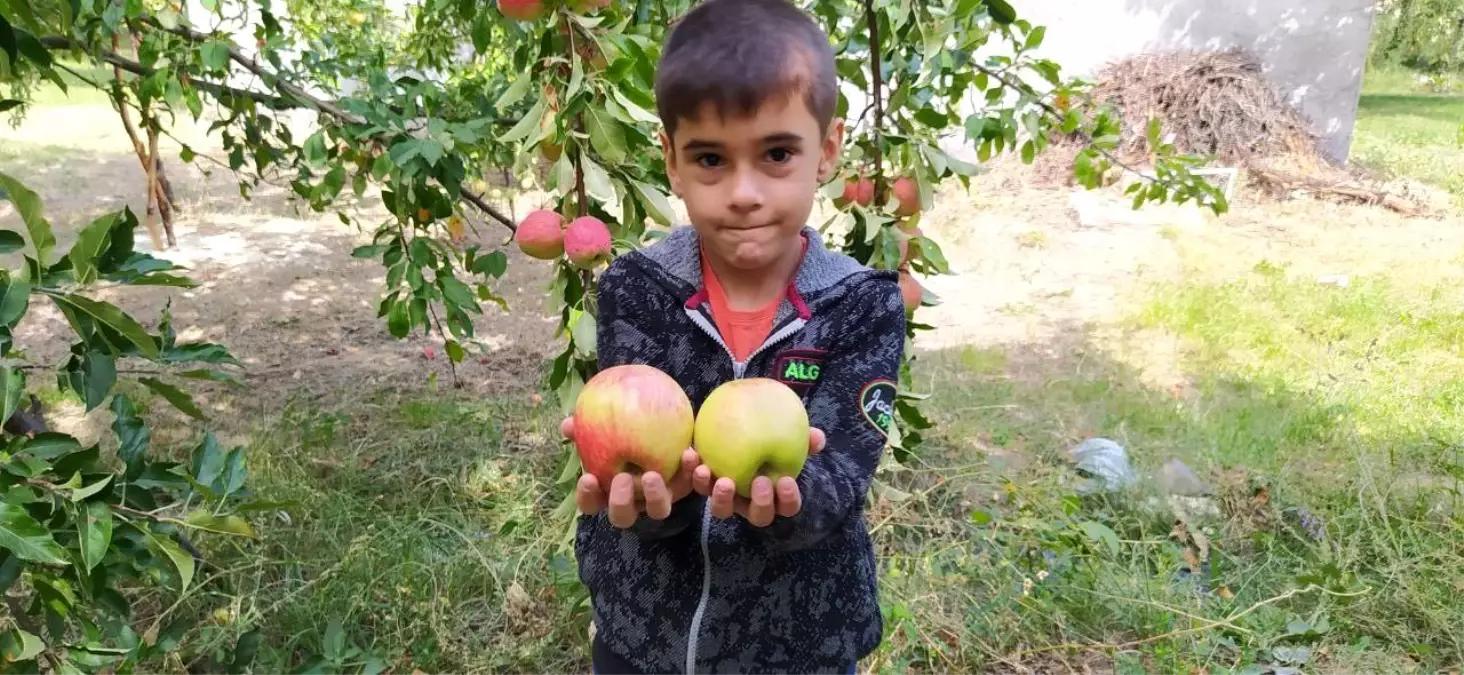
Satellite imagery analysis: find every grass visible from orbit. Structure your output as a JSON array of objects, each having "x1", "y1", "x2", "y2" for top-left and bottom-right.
[
  {"x1": 148, "y1": 255, "x2": 1464, "y2": 674},
  {"x1": 1350, "y1": 65, "x2": 1464, "y2": 201}
]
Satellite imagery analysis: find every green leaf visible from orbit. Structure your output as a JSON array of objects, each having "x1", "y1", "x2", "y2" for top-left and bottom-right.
[
  {"x1": 0, "y1": 231, "x2": 23, "y2": 254},
  {"x1": 138, "y1": 525, "x2": 194, "y2": 592},
  {"x1": 581, "y1": 158, "x2": 615, "y2": 207},
  {"x1": 0, "y1": 173, "x2": 55, "y2": 265},
  {"x1": 495, "y1": 76, "x2": 531, "y2": 114},
  {"x1": 0, "y1": 273, "x2": 28, "y2": 328},
  {"x1": 111, "y1": 395, "x2": 151, "y2": 472},
  {"x1": 387, "y1": 298, "x2": 409, "y2": 338},
  {"x1": 77, "y1": 501, "x2": 111, "y2": 573},
  {"x1": 570, "y1": 310, "x2": 596, "y2": 360},
  {"x1": 47, "y1": 294, "x2": 160, "y2": 360},
  {"x1": 323, "y1": 618, "x2": 346, "y2": 661},
  {"x1": 20, "y1": 433, "x2": 80, "y2": 460},
  {"x1": 610, "y1": 89, "x2": 661, "y2": 125},
  {"x1": 986, "y1": 0, "x2": 1017, "y2": 25},
  {"x1": 497, "y1": 97, "x2": 545, "y2": 145},
  {"x1": 584, "y1": 107, "x2": 627, "y2": 164},
  {"x1": 139, "y1": 377, "x2": 206, "y2": 420},
  {"x1": 470, "y1": 251, "x2": 508, "y2": 278},
  {"x1": 177, "y1": 369, "x2": 243, "y2": 386},
  {"x1": 631, "y1": 181, "x2": 675, "y2": 226},
  {"x1": 183, "y1": 510, "x2": 255, "y2": 538},
  {"x1": 200, "y1": 40, "x2": 230, "y2": 71},
  {"x1": 81, "y1": 350, "x2": 116, "y2": 412},
  {"x1": 438, "y1": 275, "x2": 479, "y2": 312},
  {"x1": 0, "y1": 367, "x2": 21, "y2": 425},
  {"x1": 1025, "y1": 25, "x2": 1046, "y2": 50},
  {"x1": 0, "y1": 502, "x2": 68, "y2": 565},
  {"x1": 1078, "y1": 520, "x2": 1121, "y2": 557},
  {"x1": 69, "y1": 474, "x2": 112, "y2": 502},
  {"x1": 1021, "y1": 140, "x2": 1036, "y2": 165},
  {"x1": 0, "y1": 553, "x2": 22, "y2": 594},
  {"x1": 163, "y1": 341, "x2": 239, "y2": 366},
  {"x1": 445, "y1": 339, "x2": 464, "y2": 364},
  {"x1": 0, "y1": 17, "x2": 16, "y2": 65},
  {"x1": 0, "y1": 628, "x2": 44, "y2": 663}
]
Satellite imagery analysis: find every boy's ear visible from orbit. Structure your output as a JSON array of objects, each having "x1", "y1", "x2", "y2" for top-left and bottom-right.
[
  {"x1": 659, "y1": 129, "x2": 684, "y2": 197},
  {"x1": 816, "y1": 118, "x2": 846, "y2": 183}
]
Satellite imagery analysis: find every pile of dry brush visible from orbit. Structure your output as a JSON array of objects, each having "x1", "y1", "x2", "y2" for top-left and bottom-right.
[{"x1": 1035, "y1": 48, "x2": 1450, "y2": 217}]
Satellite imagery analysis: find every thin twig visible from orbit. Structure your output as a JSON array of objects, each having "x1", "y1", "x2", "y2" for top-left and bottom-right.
[{"x1": 864, "y1": 0, "x2": 885, "y2": 202}]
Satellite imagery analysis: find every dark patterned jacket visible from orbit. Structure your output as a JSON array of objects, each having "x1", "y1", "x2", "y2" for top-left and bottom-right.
[{"x1": 575, "y1": 225, "x2": 907, "y2": 674}]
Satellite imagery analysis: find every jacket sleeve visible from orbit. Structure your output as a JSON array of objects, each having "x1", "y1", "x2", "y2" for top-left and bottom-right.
[
  {"x1": 756, "y1": 276, "x2": 906, "y2": 552},
  {"x1": 586, "y1": 257, "x2": 703, "y2": 540}
]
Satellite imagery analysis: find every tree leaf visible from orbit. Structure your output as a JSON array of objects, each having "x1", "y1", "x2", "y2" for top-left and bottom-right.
[
  {"x1": 183, "y1": 510, "x2": 255, "y2": 538},
  {"x1": 200, "y1": 40, "x2": 230, "y2": 71},
  {"x1": 21, "y1": 433, "x2": 81, "y2": 460},
  {"x1": 0, "y1": 231, "x2": 23, "y2": 254},
  {"x1": 0, "y1": 502, "x2": 68, "y2": 565},
  {"x1": 610, "y1": 89, "x2": 661, "y2": 125},
  {"x1": 584, "y1": 107, "x2": 627, "y2": 164},
  {"x1": 571, "y1": 310, "x2": 596, "y2": 360},
  {"x1": 47, "y1": 294, "x2": 160, "y2": 360},
  {"x1": 0, "y1": 628, "x2": 44, "y2": 663},
  {"x1": 470, "y1": 251, "x2": 508, "y2": 278},
  {"x1": 631, "y1": 181, "x2": 675, "y2": 226},
  {"x1": 139, "y1": 377, "x2": 206, "y2": 420},
  {"x1": 438, "y1": 274, "x2": 479, "y2": 312},
  {"x1": 176, "y1": 369, "x2": 244, "y2": 386},
  {"x1": 497, "y1": 97, "x2": 545, "y2": 145},
  {"x1": 163, "y1": 342, "x2": 239, "y2": 366},
  {"x1": 495, "y1": 76, "x2": 531, "y2": 114},
  {"x1": 69, "y1": 474, "x2": 112, "y2": 502},
  {"x1": 581, "y1": 158, "x2": 615, "y2": 207},
  {"x1": 986, "y1": 0, "x2": 1017, "y2": 25},
  {"x1": 77, "y1": 501, "x2": 112, "y2": 573},
  {"x1": 110, "y1": 395, "x2": 150, "y2": 473},
  {"x1": 82, "y1": 350, "x2": 116, "y2": 412},
  {"x1": 137, "y1": 525, "x2": 194, "y2": 592},
  {"x1": 0, "y1": 273, "x2": 29, "y2": 327},
  {"x1": 0, "y1": 367, "x2": 21, "y2": 426},
  {"x1": 0, "y1": 172, "x2": 56, "y2": 265}
]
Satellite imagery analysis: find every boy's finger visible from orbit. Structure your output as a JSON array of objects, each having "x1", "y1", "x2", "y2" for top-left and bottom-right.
[
  {"x1": 808, "y1": 427, "x2": 826, "y2": 455},
  {"x1": 710, "y1": 477, "x2": 737, "y2": 520},
  {"x1": 774, "y1": 476, "x2": 802, "y2": 518},
  {"x1": 642, "y1": 472, "x2": 672, "y2": 520},
  {"x1": 746, "y1": 477, "x2": 775, "y2": 527},
  {"x1": 607, "y1": 473, "x2": 639, "y2": 528},
  {"x1": 560, "y1": 417, "x2": 575, "y2": 441},
  {"x1": 575, "y1": 474, "x2": 604, "y2": 515},
  {"x1": 692, "y1": 464, "x2": 715, "y2": 497}
]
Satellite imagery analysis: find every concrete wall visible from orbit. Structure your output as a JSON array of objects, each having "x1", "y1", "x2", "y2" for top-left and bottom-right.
[{"x1": 1007, "y1": 0, "x2": 1378, "y2": 163}]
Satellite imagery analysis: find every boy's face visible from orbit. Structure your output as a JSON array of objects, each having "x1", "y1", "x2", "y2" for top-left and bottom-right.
[{"x1": 660, "y1": 93, "x2": 843, "y2": 272}]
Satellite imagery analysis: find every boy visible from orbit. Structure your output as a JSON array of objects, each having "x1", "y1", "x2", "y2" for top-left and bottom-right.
[{"x1": 560, "y1": 0, "x2": 906, "y2": 672}]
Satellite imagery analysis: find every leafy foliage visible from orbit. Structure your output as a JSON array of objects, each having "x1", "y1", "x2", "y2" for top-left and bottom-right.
[{"x1": 1369, "y1": 0, "x2": 1464, "y2": 74}]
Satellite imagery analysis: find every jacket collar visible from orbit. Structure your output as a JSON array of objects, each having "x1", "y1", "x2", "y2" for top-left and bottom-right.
[{"x1": 634, "y1": 224, "x2": 870, "y2": 304}]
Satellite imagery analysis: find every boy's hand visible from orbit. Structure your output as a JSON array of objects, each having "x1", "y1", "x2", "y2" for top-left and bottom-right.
[
  {"x1": 562, "y1": 417, "x2": 700, "y2": 529},
  {"x1": 692, "y1": 427, "x2": 826, "y2": 527}
]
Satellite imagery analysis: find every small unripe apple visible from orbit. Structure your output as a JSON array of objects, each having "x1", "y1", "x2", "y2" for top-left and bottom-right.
[
  {"x1": 497, "y1": 0, "x2": 545, "y2": 21},
  {"x1": 573, "y1": 364, "x2": 694, "y2": 492},
  {"x1": 892, "y1": 176, "x2": 920, "y2": 216},
  {"x1": 694, "y1": 378, "x2": 810, "y2": 498},
  {"x1": 515, "y1": 210, "x2": 565, "y2": 260},
  {"x1": 565, "y1": 216, "x2": 613, "y2": 269}
]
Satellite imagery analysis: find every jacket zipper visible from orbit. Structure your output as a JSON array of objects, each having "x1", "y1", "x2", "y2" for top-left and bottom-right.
[{"x1": 681, "y1": 306, "x2": 806, "y2": 675}]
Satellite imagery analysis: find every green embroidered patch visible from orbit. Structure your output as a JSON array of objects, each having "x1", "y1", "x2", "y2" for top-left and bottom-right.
[{"x1": 859, "y1": 380, "x2": 897, "y2": 436}]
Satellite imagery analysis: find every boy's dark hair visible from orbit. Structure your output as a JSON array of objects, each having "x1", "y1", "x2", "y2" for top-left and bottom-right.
[{"x1": 655, "y1": 0, "x2": 838, "y2": 139}]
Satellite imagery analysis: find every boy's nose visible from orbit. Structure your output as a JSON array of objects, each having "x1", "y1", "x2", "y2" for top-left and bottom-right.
[{"x1": 727, "y1": 168, "x2": 764, "y2": 212}]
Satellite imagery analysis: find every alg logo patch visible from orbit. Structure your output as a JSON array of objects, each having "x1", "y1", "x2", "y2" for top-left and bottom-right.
[
  {"x1": 772, "y1": 349, "x2": 827, "y2": 391},
  {"x1": 859, "y1": 379, "x2": 897, "y2": 436}
]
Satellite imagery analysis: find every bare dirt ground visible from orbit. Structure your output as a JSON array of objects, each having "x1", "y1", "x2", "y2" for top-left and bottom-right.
[{"x1": 5, "y1": 103, "x2": 1463, "y2": 432}]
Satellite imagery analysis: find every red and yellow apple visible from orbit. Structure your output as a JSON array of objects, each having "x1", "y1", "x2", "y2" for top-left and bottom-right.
[
  {"x1": 693, "y1": 378, "x2": 811, "y2": 498},
  {"x1": 515, "y1": 210, "x2": 565, "y2": 260},
  {"x1": 565, "y1": 215, "x2": 613, "y2": 269},
  {"x1": 892, "y1": 176, "x2": 920, "y2": 216},
  {"x1": 837, "y1": 175, "x2": 874, "y2": 207},
  {"x1": 497, "y1": 0, "x2": 545, "y2": 21},
  {"x1": 573, "y1": 364, "x2": 695, "y2": 491}
]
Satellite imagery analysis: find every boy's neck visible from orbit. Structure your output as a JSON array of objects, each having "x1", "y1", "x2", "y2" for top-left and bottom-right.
[{"x1": 704, "y1": 235, "x2": 806, "y2": 312}]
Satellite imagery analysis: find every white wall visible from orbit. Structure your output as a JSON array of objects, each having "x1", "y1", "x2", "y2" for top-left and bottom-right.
[{"x1": 991, "y1": 0, "x2": 1378, "y2": 163}]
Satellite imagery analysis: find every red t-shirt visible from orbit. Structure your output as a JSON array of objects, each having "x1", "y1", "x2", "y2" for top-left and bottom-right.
[{"x1": 700, "y1": 236, "x2": 808, "y2": 362}]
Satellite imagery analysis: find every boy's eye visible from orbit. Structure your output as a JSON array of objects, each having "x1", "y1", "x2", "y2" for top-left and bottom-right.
[
  {"x1": 695, "y1": 153, "x2": 724, "y2": 169},
  {"x1": 767, "y1": 147, "x2": 794, "y2": 163}
]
